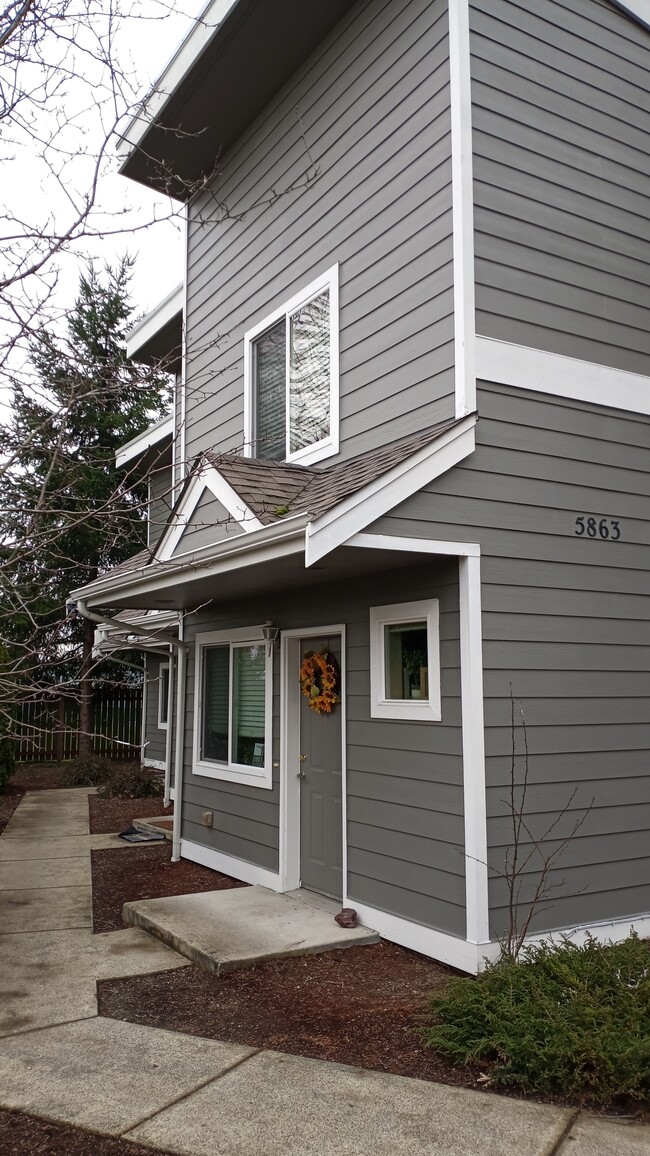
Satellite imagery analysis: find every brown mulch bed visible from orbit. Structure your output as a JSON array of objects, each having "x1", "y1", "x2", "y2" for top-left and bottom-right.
[
  {"x1": 91, "y1": 842, "x2": 246, "y2": 933},
  {"x1": 88, "y1": 796, "x2": 173, "y2": 835},
  {"x1": 11, "y1": 763, "x2": 70, "y2": 790},
  {"x1": 98, "y1": 941, "x2": 476, "y2": 1090},
  {"x1": 0, "y1": 784, "x2": 25, "y2": 835},
  {"x1": 0, "y1": 1108, "x2": 173, "y2": 1156}
]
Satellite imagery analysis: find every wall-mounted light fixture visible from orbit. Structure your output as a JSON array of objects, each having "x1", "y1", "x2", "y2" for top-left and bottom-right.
[{"x1": 262, "y1": 620, "x2": 279, "y2": 656}]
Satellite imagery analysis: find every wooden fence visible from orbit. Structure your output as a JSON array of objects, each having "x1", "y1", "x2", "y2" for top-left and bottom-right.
[{"x1": 15, "y1": 686, "x2": 143, "y2": 762}]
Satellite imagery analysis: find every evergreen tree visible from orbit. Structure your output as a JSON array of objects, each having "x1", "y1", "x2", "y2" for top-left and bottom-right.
[{"x1": 0, "y1": 258, "x2": 170, "y2": 754}]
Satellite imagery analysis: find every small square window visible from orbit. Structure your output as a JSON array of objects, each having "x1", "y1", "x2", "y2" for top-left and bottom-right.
[
  {"x1": 369, "y1": 600, "x2": 441, "y2": 721},
  {"x1": 193, "y1": 627, "x2": 273, "y2": 789},
  {"x1": 244, "y1": 266, "x2": 339, "y2": 466}
]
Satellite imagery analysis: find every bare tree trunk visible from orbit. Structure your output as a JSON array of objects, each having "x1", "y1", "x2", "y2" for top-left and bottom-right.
[{"x1": 77, "y1": 617, "x2": 95, "y2": 758}]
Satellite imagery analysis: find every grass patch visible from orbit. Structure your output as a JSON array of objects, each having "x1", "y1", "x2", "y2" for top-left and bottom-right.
[{"x1": 423, "y1": 933, "x2": 650, "y2": 1106}]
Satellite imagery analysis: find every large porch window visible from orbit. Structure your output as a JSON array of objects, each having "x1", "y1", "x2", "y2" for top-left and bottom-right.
[
  {"x1": 193, "y1": 626, "x2": 273, "y2": 788},
  {"x1": 369, "y1": 600, "x2": 441, "y2": 721}
]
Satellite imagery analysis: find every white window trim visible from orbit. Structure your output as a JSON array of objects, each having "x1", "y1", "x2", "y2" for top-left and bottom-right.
[
  {"x1": 243, "y1": 264, "x2": 339, "y2": 466},
  {"x1": 157, "y1": 662, "x2": 170, "y2": 729},
  {"x1": 192, "y1": 625, "x2": 273, "y2": 790},
  {"x1": 369, "y1": 599, "x2": 441, "y2": 722}
]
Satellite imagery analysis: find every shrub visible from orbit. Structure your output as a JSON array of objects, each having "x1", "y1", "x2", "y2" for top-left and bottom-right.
[
  {"x1": 0, "y1": 730, "x2": 15, "y2": 793},
  {"x1": 96, "y1": 762, "x2": 163, "y2": 800},
  {"x1": 60, "y1": 755, "x2": 112, "y2": 787},
  {"x1": 423, "y1": 933, "x2": 650, "y2": 1105}
]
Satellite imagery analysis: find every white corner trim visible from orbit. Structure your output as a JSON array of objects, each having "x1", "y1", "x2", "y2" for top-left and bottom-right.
[
  {"x1": 143, "y1": 757, "x2": 166, "y2": 771},
  {"x1": 610, "y1": 2, "x2": 650, "y2": 36},
  {"x1": 459, "y1": 554, "x2": 489, "y2": 945},
  {"x1": 305, "y1": 416, "x2": 476, "y2": 566},
  {"x1": 449, "y1": 0, "x2": 476, "y2": 418},
  {"x1": 476, "y1": 335, "x2": 650, "y2": 417},
  {"x1": 349, "y1": 901, "x2": 480, "y2": 974},
  {"x1": 156, "y1": 464, "x2": 264, "y2": 563},
  {"x1": 115, "y1": 414, "x2": 174, "y2": 468},
  {"x1": 180, "y1": 838, "x2": 283, "y2": 890}
]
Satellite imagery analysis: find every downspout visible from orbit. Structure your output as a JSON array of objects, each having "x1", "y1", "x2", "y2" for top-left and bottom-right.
[
  {"x1": 163, "y1": 645, "x2": 174, "y2": 808},
  {"x1": 171, "y1": 615, "x2": 186, "y2": 862}
]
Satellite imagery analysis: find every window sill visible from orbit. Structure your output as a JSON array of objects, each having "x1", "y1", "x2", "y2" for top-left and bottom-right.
[
  {"x1": 192, "y1": 759, "x2": 272, "y2": 790},
  {"x1": 286, "y1": 437, "x2": 338, "y2": 467},
  {"x1": 370, "y1": 699, "x2": 442, "y2": 722}
]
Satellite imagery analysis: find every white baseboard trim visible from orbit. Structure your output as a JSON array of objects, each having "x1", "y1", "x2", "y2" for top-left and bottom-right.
[
  {"x1": 180, "y1": 838, "x2": 283, "y2": 891},
  {"x1": 143, "y1": 757, "x2": 165, "y2": 771},
  {"x1": 480, "y1": 910, "x2": 650, "y2": 967},
  {"x1": 349, "y1": 899, "x2": 481, "y2": 974}
]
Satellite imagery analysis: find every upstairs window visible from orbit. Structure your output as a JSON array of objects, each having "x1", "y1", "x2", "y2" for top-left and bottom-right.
[{"x1": 244, "y1": 265, "x2": 339, "y2": 466}]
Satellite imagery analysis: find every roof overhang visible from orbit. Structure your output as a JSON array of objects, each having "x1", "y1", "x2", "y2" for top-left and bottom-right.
[
  {"x1": 611, "y1": 1, "x2": 650, "y2": 35},
  {"x1": 116, "y1": 414, "x2": 174, "y2": 470},
  {"x1": 118, "y1": 0, "x2": 356, "y2": 198},
  {"x1": 126, "y1": 284, "x2": 183, "y2": 370}
]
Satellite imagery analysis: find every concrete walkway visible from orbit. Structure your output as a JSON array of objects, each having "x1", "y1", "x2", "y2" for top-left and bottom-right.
[{"x1": 1, "y1": 790, "x2": 649, "y2": 1156}]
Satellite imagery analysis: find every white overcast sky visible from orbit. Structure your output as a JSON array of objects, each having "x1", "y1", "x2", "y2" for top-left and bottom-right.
[{"x1": 5, "y1": 1, "x2": 207, "y2": 335}]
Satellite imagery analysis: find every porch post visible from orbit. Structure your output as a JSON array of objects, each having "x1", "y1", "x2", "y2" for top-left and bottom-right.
[{"x1": 459, "y1": 553, "x2": 489, "y2": 946}]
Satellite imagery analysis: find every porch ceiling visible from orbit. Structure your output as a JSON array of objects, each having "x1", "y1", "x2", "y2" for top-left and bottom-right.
[{"x1": 89, "y1": 544, "x2": 438, "y2": 613}]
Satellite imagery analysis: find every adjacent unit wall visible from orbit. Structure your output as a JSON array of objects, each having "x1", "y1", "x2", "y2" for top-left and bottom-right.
[
  {"x1": 471, "y1": 0, "x2": 650, "y2": 375},
  {"x1": 184, "y1": 0, "x2": 454, "y2": 465},
  {"x1": 148, "y1": 465, "x2": 174, "y2": 547},
  {"x1": 143, "y1": 652, "x2": 168, "y2": 768},
  {"x1": 369, "y1": 384, "x2": 650, "y2": 936},
  {"x1": 180, "y1": 562, "x2": 466, "y2": 938}
]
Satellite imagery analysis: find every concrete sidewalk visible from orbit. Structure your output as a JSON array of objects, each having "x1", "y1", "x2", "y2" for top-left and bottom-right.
[{"x1": 1, "y1": 789, "x2": 649, "y2": 1156}]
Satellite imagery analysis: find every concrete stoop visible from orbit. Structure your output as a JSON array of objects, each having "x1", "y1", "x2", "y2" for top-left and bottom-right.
[
  {"x1": 122, "y1": 885, "x2": 379, "y2": 974},
  {"x1": 132, "y1": 816, "x2": 174, "y2": 841}
]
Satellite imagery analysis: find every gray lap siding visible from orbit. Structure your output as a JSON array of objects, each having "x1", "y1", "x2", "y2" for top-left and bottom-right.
[
  {"x1": 471, "y1": 0, "x2": 650, "y2": 374},
  {"x1": 180, "y1": 562, "x2": 466, "y2": 938},
  {"x1": 143, "y1": 652, "x2": 168, "y2": 767},
  {"x1": 371, "y1": 384, "x2": 650, "y2": 937},
  {"x1": 184, "y1": 0, "x2": 454, "y2": 465}
]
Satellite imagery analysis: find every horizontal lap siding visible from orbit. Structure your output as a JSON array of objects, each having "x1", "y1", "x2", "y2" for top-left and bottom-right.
[
  {"x1": 149, "y1": 467, "x2": 173, "y2": 548},
  {"x1": 371, "y1": 384, "x2": 650, "y2": 936},
  {"x1": 143, "y1": 653, "x2": 167, "y2": 766},
  {"x1": 181, "y1": 563, "x2": 465, "y2": 936},
  {"x1": 185, "y1": 0, "x2": 454, "y2": 464},
  {"x1": 171, "y1": 492, "x2": 243, "y2": 559},
  {"x1": 470, "y1": 0, "x2": 650, "y2": 375}
]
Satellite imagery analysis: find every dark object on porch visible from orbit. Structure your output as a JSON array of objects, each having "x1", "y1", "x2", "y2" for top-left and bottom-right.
[
  {"x1": 118, "y1": 825, "x2": 166, "y2": 843},
  {"x1": 335, "y1": 907, "x2": 357, "y2": 928}
]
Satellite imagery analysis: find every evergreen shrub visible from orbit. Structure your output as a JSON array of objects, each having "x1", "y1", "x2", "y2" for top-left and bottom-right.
[{"x1": 423, "y1": 933, "x2": 650, "y2": 1105}]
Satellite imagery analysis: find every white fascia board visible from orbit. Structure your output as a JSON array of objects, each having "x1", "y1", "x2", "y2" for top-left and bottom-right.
[
  {"x1": 126, "y1": 285, "x2": 184, "y2": 360},
  {"x1": 155, "y1": 463, "x2": 264, "y2": 563},
  {"x1": 305, "y1": 416, "x2": 477, "y2": 567},
  {"x1": 118, "y1": 0, "x2": 239, "y2": 162},
  {"x1": 611, "y1": 1, "x2": 650, "y2": 35},
  {"x1": 116, "y1": 414, "x2": 174, "y2": 468},
  {"x1": 476, "y1": 336, "x2": 650, "y2": 417},
  {"x1": 79, "y1": 515, "x2": 308, "y2": 606}
]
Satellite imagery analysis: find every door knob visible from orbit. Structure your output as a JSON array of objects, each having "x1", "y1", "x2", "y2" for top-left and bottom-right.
[{"x1": 299, "y1": 753, "x2": 306, "y2": 762}]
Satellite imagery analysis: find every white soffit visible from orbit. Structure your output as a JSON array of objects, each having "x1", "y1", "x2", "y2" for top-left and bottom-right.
[
  {"x1": 611, "y1": 1, "x2": 650, "y2": 35},
  {"x1": 118, "y1": 0, "x2": 239, "y2": 162},
  {"x1": 115, "y1": 414, "x2": 174, "y2": 468},
  {"x1": 126, "y1": 284, "x2": 184, "y2": 360}
]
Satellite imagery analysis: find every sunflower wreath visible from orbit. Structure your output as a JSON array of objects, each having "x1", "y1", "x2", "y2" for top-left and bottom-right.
[{"x1": 299, "y1": 649, "x2": 340, "y2": 714}]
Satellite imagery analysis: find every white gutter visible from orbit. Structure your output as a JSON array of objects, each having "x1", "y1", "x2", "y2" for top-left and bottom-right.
[
  {"x1": 75, "y1": 600, "x2": 187, "y2": 657},
  {"x1": 163, "y1": 646, "x2": 174, "y2": 808},
  {"x1": 73, "y1": 514, "x2": 310, "y2": 606},
  {"x1": 171, "y1": 616, "x2": 186, "y2": 862}
]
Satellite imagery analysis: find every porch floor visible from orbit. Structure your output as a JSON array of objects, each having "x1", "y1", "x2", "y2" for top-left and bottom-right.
[{"x1": 122, "y1": 885, "x2": 379, "y2": 974}]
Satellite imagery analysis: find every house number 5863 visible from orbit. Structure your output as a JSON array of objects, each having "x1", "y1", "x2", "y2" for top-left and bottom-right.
[{"x1": 575, "y1": 516, "x2": 621, "y2": 540}]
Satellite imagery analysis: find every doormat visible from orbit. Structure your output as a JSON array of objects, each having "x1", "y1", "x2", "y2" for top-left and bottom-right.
[{"x1": 117, "y1": 826, "x2": 166, "y2": 843}]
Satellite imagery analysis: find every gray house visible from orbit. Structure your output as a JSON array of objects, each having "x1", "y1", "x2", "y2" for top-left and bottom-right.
[{"x1": 73, "y1": 0, "x2": 650, "y2": 974}]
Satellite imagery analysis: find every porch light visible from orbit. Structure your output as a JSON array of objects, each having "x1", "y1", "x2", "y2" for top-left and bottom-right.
[{"x1": 261, "y1": 621, "x2": 279, "y2": 656}]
